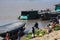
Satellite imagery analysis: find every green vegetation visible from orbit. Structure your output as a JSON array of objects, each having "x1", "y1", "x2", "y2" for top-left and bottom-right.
[
  {"x1": 39, "y1": 30, "x2": 46, "y2": 37},
  {"x1": 24, "y1": 25, "x2": 60, "y2": 40},
  {"x1": 35, "y1": 29, "x2": 46, "y2": 36},
  {"x1": 24, "y1": 32, "x2": 32, "y2": 40},
  {"x1": 54, "y1": 25, "x2": 60, "y2": 31},
  {"x1": 24, "y1": 24, "x2": 60, "y2": 40},
  {"x1": 24, "y1": 29, "x2": 46, "y2": 40}
]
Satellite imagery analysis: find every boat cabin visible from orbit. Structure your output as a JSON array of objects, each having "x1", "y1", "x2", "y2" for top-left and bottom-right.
[
  {"x1": 20, "y1": 10, "x2": 39, "y2": 20},
  {"x1": 55, "y1": 4, "x2": 60, "y2": 12}
]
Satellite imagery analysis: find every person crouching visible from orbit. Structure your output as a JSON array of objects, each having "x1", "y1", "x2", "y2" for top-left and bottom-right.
[
  {"x1": 34, "y1": 22, "x2": 39, "y2": 29},
  {"x1": 47, "y1": 24, "x2": 52, "y2": 33}
]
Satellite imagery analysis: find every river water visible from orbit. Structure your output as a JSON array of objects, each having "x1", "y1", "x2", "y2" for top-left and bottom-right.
[
  {"x1": 18, "y1": 19, "x2": 50, "y2": 33},
  {"x1": 0, "y1": 19, "x2": 50, "y2": 39},
  {"x1": 0, "y1": 19, "x2": 50, "y2": 33}
]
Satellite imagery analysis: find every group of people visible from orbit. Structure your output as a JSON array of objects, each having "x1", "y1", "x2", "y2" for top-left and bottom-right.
[
  {"x1": 47, "y1": 21, "x2": 56, "y2": 33},
  {"x1": 3, "y1": 21, "x2": 57, "y2": 40},
  {"x1": 2, "y1": 22, "x2": 39, "y2": 40},
  {"x1": 31, "y1": 21, "x2": 57, "y2": 38},
  {"x1": 3, "y1": 30, "x2": 21, "y2": 40}
]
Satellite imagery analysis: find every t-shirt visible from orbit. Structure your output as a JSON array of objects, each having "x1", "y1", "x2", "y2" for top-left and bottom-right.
[
  {"x1": 59, "y1": 19, "x2": 60, "y2": 24},
  {"x1": 49, "y1": 26, "x2": 52, "y2": 29}
]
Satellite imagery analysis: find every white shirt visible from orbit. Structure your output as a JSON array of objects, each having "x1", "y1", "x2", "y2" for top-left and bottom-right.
[
  {"x1": 59, "y1": 19, "x2": 60, "y2": 24},
  {"x1": 49, "y1": 26, "x2": 52, "y2": 29}
]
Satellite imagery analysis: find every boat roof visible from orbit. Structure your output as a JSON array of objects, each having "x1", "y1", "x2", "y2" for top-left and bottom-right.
[{"x1": 0, "y1": 22, "x2": 25, "y2": 34}]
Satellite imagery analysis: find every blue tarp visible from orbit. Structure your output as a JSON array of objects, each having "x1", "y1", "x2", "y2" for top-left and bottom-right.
[
  {"x1": 56, "y1": 9, "x2": 60, "y2": 12},
  {"x1": 20, "y1": 16, "x2": 28, "y2": 20},
  {"x1": 55, "y1": 6, "x2": 60, "y2": 12}
]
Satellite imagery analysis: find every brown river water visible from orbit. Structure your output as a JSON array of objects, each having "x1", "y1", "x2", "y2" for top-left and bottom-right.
[{"x1": 19, "y1": 19, "x2": 50, "y2": 33}]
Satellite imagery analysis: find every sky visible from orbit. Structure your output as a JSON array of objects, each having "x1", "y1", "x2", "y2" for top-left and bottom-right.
[{"x1": 0, "y1": 0, "x2": 60, "y2": 20}]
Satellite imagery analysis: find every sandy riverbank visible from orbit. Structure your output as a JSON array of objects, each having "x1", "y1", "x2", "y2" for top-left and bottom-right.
[
  {"x1": 21, "y1": 24, "x2": 60, "y2": 40},
  {"x1": 21, "y1": 30, "x2": 60, "y2": 40},
  {"x1": 30, "y1": 30, "x2": 60, "y2": 40}
]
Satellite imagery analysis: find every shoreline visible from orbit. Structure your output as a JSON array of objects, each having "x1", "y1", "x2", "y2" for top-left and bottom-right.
[{"x1": 21, "y1": 24, "x2": 60, "y2": 40}]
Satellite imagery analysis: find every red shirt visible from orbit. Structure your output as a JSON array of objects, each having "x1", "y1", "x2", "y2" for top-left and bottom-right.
[{"x1": 5, "y1": 36, "x2": 9, "y2": 40}]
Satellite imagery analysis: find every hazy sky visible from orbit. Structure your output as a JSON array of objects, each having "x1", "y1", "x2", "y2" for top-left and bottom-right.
[{"x1": 0, "y1": 0, "x2": 60, "y2": 20}]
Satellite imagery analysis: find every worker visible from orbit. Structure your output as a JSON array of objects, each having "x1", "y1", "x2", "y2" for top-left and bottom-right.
[
  {"x1": 32, "y1": 27, "x2": 35, "y2": 38},
  {"x1": 52, "y1": 22, "x2": 56, "y2": 28},
  {"x1": 34, "y1": 22, "x2": 39, "y2": 29},
  {"x1": 47, "y1": 24, "x2": 52, "y2": 33}
]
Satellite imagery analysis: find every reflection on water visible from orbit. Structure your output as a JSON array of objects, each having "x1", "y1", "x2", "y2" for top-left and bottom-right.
[{"x1": 19, "y1": 19, "x2": 50, "y2": 33}]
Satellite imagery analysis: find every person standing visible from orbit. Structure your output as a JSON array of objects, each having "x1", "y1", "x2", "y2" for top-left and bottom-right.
[
  {"x1": 59, "y1": 19, "x2": 60, "y2": 24},
  {"x1": 5, "y1": 32, "x2": 9, "y2": 40},
  {"x1": 17, "y1": 30, "x2": 21, "y2": 40},
  {"x1": 32, "y1": 27, "x2": 35, "y2": 38}
]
